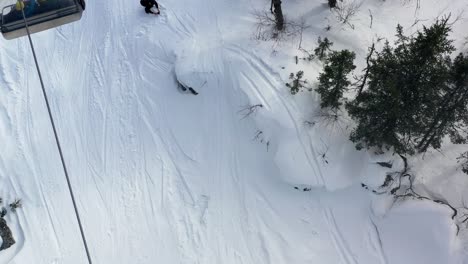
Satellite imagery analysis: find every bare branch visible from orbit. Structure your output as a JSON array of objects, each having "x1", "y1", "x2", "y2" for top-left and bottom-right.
[
  {"x1": 317, "y1": 138, "x2": 330, "y2": 164},
  {"x1": 333, "y1": 0, "x2": 362, "y2": 30},
  {"x1": 238, "y1": 104, "x2": 264, "y2": 120},
  {"x1": 252, "y1": 10, "x2": 310, "y2": 48},
  {"x1": 253, "y1": 130, "x2": 263, "y2": 142},
  {"x1": 355, "y1": 42, "x2": 375, "y2": 97}
]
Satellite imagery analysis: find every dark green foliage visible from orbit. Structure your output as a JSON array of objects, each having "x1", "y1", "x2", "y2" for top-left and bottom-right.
[
  {"x1": 316, "y1": 50, "x2": 356, "y2": 110},
  {"x1": 314, "y1": 37, "x2": 333, "y2": 61},
  {"x1": 328, "y1": 0, "x2": 337, "y2": 8},
  {"x1": 416, "y1": 52, "x2": 468, "y2": 152},
  {"x1": 286, "y1": 71, "x2": 309, "y2": 94},
  {"x1": 347, "y1": 17, "x2": 468, "y2": 154},
  {"x1": 0, "y1": 198, "x2": 19, "y2": 251},
  {"x1": 0, "y1": 217, "x2": 15, "y2": 250}
]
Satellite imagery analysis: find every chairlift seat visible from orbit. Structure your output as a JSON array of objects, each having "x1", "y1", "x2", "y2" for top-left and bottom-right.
[{"x1": 1, "y1": 0, "x2": 85, "y2": 40}]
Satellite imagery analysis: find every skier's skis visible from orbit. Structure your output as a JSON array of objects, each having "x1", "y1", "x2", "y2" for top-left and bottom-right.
[
  {"x1": 188, "y1": 87, "x2": 198, "y2": 95},
  {"x1": 178, "y1": 83, "x2": 198, "y2": 95}
]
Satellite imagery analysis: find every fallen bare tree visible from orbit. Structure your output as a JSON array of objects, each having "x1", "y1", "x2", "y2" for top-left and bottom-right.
[{"x1": 362, "y1": 155, "x2": 466, "y2": 234}]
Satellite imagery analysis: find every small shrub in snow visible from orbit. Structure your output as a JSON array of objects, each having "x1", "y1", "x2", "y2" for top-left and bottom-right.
[
  {"x1": 458, "y1": 152, "x2": 468, "y2": 174},
  {"x1": 253, "y1": 11, "x2": 279, "y2": 41},
  {"x1": 317, "y1": 139, "x2": 330, "y2": 164},
  {"x1": 9, "y1": 199, "x2": 22, "y2": 213},
  {"x1": 252, "y1": 130, "x2": 270, "y2": 151},
  {"x1": 316, "y1": 50, "x2": 356, "y2": 110},
  {"x1": 253, "y1": 9, "x2": 310, "y2": 48},
  {"x1": 238, "y1": 104, "x2": 263, "y2": 119},
  {"x1": 333, "y1": 0, "x2": 362, "y2": 29},
  {"x1": 314, "y1": 37, "x2": 333, "y2": 61},
  {"x1": 286, "y1": 71, "x2": 309, "y2": 95},
  {"x1": 299, "y1": 48, "x2": 315, "y2": 62}
]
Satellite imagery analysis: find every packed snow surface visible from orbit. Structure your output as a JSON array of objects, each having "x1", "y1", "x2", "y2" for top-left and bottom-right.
[{"x1": 0, "y1": 0, "x2": 467, "y2": 263}]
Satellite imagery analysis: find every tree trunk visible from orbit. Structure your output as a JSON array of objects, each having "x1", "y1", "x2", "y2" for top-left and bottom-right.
[
  {"x1": 357, "y1": 43, "x2": 375, "y2": 98},
  {"x1": 272, "y1": 0, "x2": 284, "y2": 31}
]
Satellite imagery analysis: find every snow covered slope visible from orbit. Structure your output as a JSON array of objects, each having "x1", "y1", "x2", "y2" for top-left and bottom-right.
[{"x1": 0, "y1": 0, "x2": 467, "y2": 263}]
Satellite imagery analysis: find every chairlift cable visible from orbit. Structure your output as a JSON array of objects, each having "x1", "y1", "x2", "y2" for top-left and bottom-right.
[{"x1": 17, "y1": 1, "x2": 93, "y2": 263}]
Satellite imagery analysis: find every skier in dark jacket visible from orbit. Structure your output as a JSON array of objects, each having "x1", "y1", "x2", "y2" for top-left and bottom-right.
[{"x1": 140, "y1": 0, "x2": 160, "y2": 15}]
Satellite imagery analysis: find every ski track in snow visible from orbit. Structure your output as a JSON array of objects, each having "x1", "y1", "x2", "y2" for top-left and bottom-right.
[
  {"x1": 226, "y1": 45, "x2": 326, "y2": 186},
  {"x1": 0, "y1": 0, "x2": 359, "y2": 262},
  {"x1": 367, "y1": 216, "x2": 388, "y2": 264},
  {"x1": 322, "y1": 205, "x2": 358, "y2": 264},
  {"x1": 0, "y1": 0, "x2": 464, "y2": 263},
  {"x1": 226, "y1": 44, "x2": 362, "y2": 264}
]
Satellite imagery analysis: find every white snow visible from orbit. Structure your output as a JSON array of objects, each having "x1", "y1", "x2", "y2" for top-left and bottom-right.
[{"x1": 0, "y1": 0, "x2": 467, "y2": 263}]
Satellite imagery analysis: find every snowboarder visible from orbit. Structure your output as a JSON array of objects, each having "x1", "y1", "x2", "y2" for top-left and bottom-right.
[{"x1": 140, "y1": 0, "x2": 160, "y2": 15}]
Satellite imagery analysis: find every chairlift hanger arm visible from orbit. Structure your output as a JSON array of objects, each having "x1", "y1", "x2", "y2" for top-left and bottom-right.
[{"x1": 1, "y1": 0, "x2": 85, "y2": 40}]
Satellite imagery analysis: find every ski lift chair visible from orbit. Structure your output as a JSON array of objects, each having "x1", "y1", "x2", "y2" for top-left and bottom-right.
[{"x1": 1, "y1": 0, "x2": 85, "y2": 40}]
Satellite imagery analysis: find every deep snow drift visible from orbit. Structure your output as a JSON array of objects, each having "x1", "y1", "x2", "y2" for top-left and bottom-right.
[{"x1": 0, "y1": 0, "x2": 467, "y2": 263}]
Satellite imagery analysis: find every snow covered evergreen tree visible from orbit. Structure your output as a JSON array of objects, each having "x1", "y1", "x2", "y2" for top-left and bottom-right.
[
  {"x1": 347, "y1": 17, "x2": 468, "y2": 154},
  {"x1": 316, "y1": 50, "x2": 355, "y2": 110}
]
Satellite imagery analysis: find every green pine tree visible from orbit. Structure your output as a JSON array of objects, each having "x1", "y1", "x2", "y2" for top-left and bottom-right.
[
  {"x1": 347, "y1": 17, "x2": 466, "y2": 154},
  {"x1": 316, "y1": 50, "x2": 356, "y2": 110},
  {"x1": 416, "y1": 52, "x2": 468, "y2": 152},
  {"x1": 286, "y1": 71, "x2": 309, "y2": 95},
  {"x1": 314, "y1": 37, "x2": 334, "y2": 61}
]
